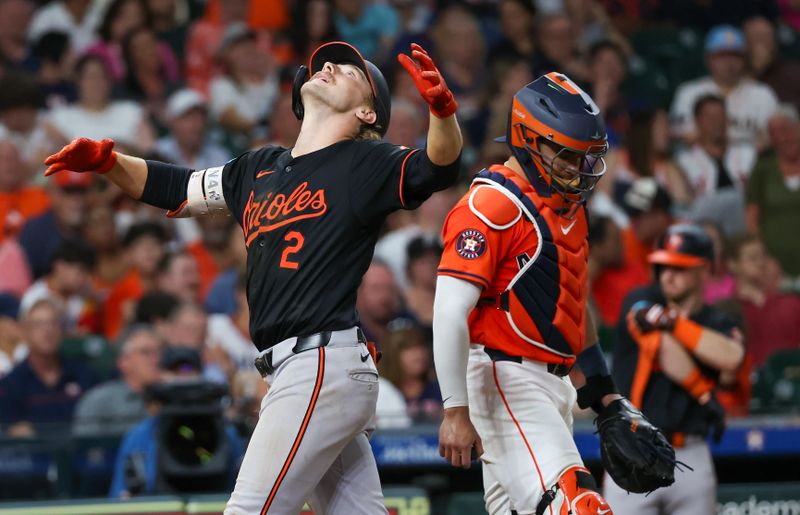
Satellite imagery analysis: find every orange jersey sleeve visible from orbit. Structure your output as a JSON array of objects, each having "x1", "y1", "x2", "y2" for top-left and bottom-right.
[{"x1": 438, "y1": 196, "x2": 511, "y2": 290}]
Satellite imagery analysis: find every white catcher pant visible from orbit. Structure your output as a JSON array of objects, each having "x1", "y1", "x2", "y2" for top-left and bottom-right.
[
  {"x1": 224, "y1": 340, "x2": 388, "y2": 515},
  {"x1": 467, "y1": 345, "x2": 585, "y2": 515},
  {"x1": 603, "y1": 438, "x2": 716, "y2": 515}
]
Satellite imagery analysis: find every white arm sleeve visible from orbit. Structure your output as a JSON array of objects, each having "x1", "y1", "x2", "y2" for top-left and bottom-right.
[
  {"x1": 166, "y1": 166, "x2": 228, "y2": 218},
  {"x1": 433, "y1": 275, "x2": 482, "y2": 409}
]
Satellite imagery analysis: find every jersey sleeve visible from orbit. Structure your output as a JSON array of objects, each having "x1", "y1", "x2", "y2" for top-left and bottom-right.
[
  {"x1": 349, "y1": 141, "x2": 459, "y2": 223},
  {"x1": 437, "y1": 201, "x2": 508, "y2": 290}
]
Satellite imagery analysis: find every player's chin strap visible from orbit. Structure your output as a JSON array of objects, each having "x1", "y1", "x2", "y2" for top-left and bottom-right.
[{"x1": 536, "y1": 466, "x2": 613, "y2": 515}]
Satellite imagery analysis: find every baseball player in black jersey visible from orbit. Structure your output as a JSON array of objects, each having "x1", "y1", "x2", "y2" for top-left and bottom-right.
[
  {"x1": 43, "y1": 41, "x2": 462, "y2": 514},
  {"x1": 605, "y1": 223, "x2": 745, "y2": 514}
]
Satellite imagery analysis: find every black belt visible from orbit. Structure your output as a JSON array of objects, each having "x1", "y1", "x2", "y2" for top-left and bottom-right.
[
  {"x1": 483, "y1": 347, "x2": 573, "y2": 377},
  {"x1": 254, "y1": 329, "x2": 367, "y2": 377}
]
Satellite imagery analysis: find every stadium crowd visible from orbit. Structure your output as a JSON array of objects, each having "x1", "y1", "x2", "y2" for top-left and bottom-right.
[{"x1": 1, "y1": 0, "x2": 800, "y2": 493}]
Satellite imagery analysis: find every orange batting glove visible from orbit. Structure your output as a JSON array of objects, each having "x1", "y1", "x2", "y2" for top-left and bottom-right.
[
  {"x1": 44, "y1": 138, "x2": 118, "y2": 176},
  {"x1": 397, "y1": 43, "x2": 458, "y2": 118}
]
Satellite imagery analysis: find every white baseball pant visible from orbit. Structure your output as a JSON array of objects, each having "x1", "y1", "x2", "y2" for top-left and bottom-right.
[{"x1": 467, "y1": 345, "x2": 585, "y2": 515}]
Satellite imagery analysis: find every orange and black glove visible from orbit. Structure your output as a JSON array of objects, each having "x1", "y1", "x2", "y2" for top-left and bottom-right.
[
  {"x1": 44, "y1": 138, "x2": 117, "y2": 176},
  {"x1": 628, "y1": 301, "x2": 679, "y2": 334},
  {"x1": 397, "y1": 43, "x2": 457, "y2": 118}
]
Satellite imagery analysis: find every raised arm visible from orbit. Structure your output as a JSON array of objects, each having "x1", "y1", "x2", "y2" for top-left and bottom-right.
[{"x1": 397, "y1": 43, "x2": 463, "y2": 165}]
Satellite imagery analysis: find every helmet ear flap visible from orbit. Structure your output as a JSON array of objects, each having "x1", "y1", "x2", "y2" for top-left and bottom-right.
[{"x1": 292, "y1": 65, "x2": 309, "y2": 120}]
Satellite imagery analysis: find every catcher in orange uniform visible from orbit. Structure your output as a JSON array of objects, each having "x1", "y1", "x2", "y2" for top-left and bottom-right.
[{"x1": 431, "y1": 73, "x2": 677, "y2": 514}]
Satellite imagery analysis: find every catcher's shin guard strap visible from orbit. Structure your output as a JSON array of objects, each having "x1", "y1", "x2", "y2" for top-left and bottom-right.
[
  {"x1": 535, "y1": 466, "x2": 611, "y2": 515},
  {"x1": 576, "y1": 374, "x2": 619, "y2": 413}
]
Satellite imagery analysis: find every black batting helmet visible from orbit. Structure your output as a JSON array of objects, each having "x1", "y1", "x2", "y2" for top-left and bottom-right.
[
  {"x1": 648, "y1": 224, "x2": 714, "y2": 268},
  {"x1": 291, "y1": 41, "x2": 391, "y2": 137}
]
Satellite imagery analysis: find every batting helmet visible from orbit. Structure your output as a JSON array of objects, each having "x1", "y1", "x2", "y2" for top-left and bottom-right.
[
  {"x1": 501, "y1": 72, "x2": 608, "y2": 217},
  {"x1": 292, "y1": 41, "x2": 391, "y2": 137},
  {"x1": 648, "y1": 224, "x2": 714, "y2": 268}
]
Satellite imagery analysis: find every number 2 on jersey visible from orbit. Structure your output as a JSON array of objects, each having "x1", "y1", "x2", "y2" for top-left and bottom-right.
[{"x1": 280, "y1": 231, "x2": 304, "y2": 270}]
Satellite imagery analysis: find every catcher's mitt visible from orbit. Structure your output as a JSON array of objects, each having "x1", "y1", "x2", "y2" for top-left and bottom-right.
[{"x1": 596, "y1": 398, "x2": 677, "y2": 493}]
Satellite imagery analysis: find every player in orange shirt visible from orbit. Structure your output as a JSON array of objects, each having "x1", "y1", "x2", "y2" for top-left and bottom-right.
[{"x1": 432, "y1": 73, "x2": 675, "y2": 514}]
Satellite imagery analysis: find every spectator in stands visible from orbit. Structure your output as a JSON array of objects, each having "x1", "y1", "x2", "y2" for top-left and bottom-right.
[
  {"x1": 589, "y1": 214, "x2": 649, "y2": 329},
  {"x1": 745, "y1": 107, "x2": 800, "y2": 281},
  {"x1": 20, "y1": 239, "x2": 99, "y2": 335},
  {"x1": 403, "y1": 236, "x2": 442, "y2": 338},
  {"x1": 120, "y1": 26, "x2": 182, "y2": 130},
  {"x1": 0, "y1": 294, "x2": 25, "y2": 379},
  {"x1": 28, "y1": 0, "x2": 102, "y2": 54},
  {"x1": 108, "y1": 346, "x2": 244, "y2": 498},
  {"x1": 333, "y1": 0, "x2": 400, "y2": 63},
  {"x1": 207, "y1": 274, "x2": 258, "y2": 374},
  {"x1": 31, "y1": 31, "x2": 77, "y2": 107},
  {"x1": 607, "y1": 109, "x2": 691, "y2": 206},
  {"x1": 744, "y1": 15, "x2": 800, "y2": 112},
  {"x1": 481, "y1": 57, "x2": 534, "y2": 158},
  {"x1": 533, "y1": 13, "x2": 588, "y2": 82},
  {"x1": 83, "y1": 204, "x2": 127, "y2": 293},
  {"x1": 155, "y1": 88, "x2": 231, "y2": 170},
  {"x1": 133, "y1": 291, "x2": 180, "y2": 327},
  {"x1": 619, "y1": 177, "x2": 674, "y2": 271},
  {"x1": 378, "y1": 326, "x2": 442, "y2": 423},
  {"x1": 0, "y1": 138, "x2": 49, "y2": 243},
  {"x1": 46, "y1": 54, "x2": 155, "y2": 154},
  {"x1": 717, "y1": 234, "x2": 800, "y2": 369},
  {"x1": 265, "y1": 89, "x2": 302, "y2": 148},
  {"x1": 356, "y1": 260, "x2": 404, "y2": 345},
  {"x1": 186, "y1": 216, "x2": 236, "y2": 299},
  {"x1": 0, "y1": 0, "x2": 35, "y2": 68},
  {"x1": 676, "y1": 94, "x2": 757, "y2": 200},
  {"x1": 184, "y1": 0, "x2": 252, "y2": 94},
  {"x1": 86, "y1": 0, "x2": 150, "y2": 82},
  {"x1": 104, "y1": 222, "x2": 168, "y2": 340},
  {"x1": 431, "y1": 5, "x2": 488, "y2": 141},
  {"x1": 489, "y1": 0, "x2": 537, "y2": 62},
  {"x1": 73, "y1": 324, "x2": 162, "y2": 436},
  {"x1": 584, "y1": 40, "x2": 630, "y2": 143},
  {"x1": 670, "y1": 24, "x2": 778, "y2": 149},
  {"x1": 287, "y1": 0, "x2": 339, "y2": 63},
  {"x1": 210, "y1": 23, "x2": 278, "y2": 145},
  {"x1": 0, "y1": 71, "x2": 50, "y2": 175},
  {"x1": 205, "y1": 227, "x2": 247, "y2": 315},
  {"x1": 155, "y1": 251, "x2": 201, "y2": 305},
  {"x1": 0, "y1": 298, "x2": 98, "y2": 437},
  {"x1": 375, "y1": 188, "x2": 457, "y2": 289},
  {"x1": 146, "y1": 0, "x2": 190, "y2": 61},
  {"x1": 384, "y1": 98, "x2": 425, "y2": 149},
  {"x1": 19, "y1": 169, "x2": 91, "y2": 279},
  {"x1": 699, "y1": 220, "x2": 737, "y2": 305}
]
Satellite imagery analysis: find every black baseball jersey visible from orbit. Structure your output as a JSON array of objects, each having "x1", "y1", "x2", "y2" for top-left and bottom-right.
[
  {"x1": 612, "y1": 285, "x2": 741, "y2": 438},
  {"x1": 221, "y1": 140, "x2": 458, "y2": 350}
]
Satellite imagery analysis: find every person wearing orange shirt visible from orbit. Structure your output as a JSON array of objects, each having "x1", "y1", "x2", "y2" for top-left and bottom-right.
[
  {"x1": 0, "y1": 140, "x2": 50, "y2": 241},
  {"x1": 432, "y1": 74, "x2": 675, "y2": 514},
  {"x1": 618, "y1": 177, "x2": 674, "y2": 272}
]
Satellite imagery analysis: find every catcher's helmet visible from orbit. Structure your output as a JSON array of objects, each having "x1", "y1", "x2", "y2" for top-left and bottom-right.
[
  {"x1": 501, "y1": 72, "x2": 608, "y2": 218},
  {"x1": 291, "y1": 41, "x2": 391, "y2": 137},
  {"x1": 648, "y1": 224, "x2": 714, "y2": 268}
]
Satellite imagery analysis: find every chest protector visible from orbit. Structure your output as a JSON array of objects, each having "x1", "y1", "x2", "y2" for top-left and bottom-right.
[{"x1": 475, "y1": 169, "x2": 589, "y2": 358}]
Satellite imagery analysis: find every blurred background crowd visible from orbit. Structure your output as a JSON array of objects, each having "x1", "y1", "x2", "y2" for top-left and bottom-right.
[{"x1": 1, "y1": 0, "x2": 800, "y2": 499}]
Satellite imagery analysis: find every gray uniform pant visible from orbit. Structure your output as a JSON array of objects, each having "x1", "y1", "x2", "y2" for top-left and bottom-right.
[
  {"x1": 603, "y1": 438, "x2": 717, "y2": 515},
  {"x1": 224, "y1": 337, "x2": 388, "y2": 515}
]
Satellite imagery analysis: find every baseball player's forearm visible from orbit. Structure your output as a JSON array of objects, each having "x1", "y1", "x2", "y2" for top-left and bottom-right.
[
  {"x1": 432, "y1": 275, "x2": 481, "y2": 409},
  {"x1": 104, "y1": 153, "x2": 149, "y2": 199},
  {"x1": 659, "y1": 334, "x2": 715, "y2": 398},
  {"x1": 671, "y1": 318, "x2": 744, "y2": 372},
  {"x1": 426, "y1": 112, "x2": 462, "y2": 166}
]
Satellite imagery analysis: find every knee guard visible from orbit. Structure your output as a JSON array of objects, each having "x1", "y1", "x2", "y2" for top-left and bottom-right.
[{"x1": 535, "y1": 466, "x2": 612, "y2": 515}]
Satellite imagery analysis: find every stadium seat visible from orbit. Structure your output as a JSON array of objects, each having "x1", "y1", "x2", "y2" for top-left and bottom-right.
[{"x1": 750, "y1": 349, "x2": 800, "y2": 413}]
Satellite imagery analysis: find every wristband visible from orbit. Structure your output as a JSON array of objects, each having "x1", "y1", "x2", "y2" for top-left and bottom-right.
[
  {"x1": 576, "y1": 343, "x2": 610, "y2": 378},
  {"x1": 680, "y1": 369, "x2": 715, "y2": 399},
  {"x1": 672, "y1": 317, "x2": 703, "y2": 352}
]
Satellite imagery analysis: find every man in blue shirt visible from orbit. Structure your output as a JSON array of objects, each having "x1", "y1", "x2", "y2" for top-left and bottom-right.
[{"x1": 0, "y1": 298, "x2": 98, "y2": 436}]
